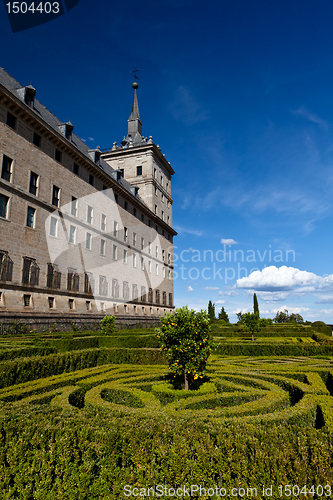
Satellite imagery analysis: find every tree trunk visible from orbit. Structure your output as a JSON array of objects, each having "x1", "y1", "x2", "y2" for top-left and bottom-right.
[
  {"x1": 184, "y1": 369, "x2": 189, "y2": 390},
  {"x1": 252, "y1": 333, "x2": 254, "y2": 341}
]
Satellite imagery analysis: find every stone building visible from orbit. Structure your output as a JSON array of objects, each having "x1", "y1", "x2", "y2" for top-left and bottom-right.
[{"x1": 0, "y1": 68, "x2": 176, "y2": 329}]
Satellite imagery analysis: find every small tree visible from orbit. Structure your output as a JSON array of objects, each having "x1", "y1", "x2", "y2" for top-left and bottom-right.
[
  {"x1": 236, "y1": 311, "x2": 243, "y2": 322},
  {"x1": 208, "y1": 300, "x2": 215, "y2": 322},
  {"x1": 101, "y1": 315, "x2": 116, "y2": 335},
  {"x1": 156, "y1": 307, "x2": 214, "y2": 390},
  {"x1": 218, "y1": 306, "x2": 229, "y2": 323},
  {"x1": 241, "y1": 312, "x2": 260, "y2": 341},
  {"x1": 253, "y1": 293, "x2": 259, "y2": 315}
]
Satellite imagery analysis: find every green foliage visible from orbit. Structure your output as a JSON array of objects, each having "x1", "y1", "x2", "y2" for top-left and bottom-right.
[
  {"x1": 240, "y1": 312, "x2": 261, "y2": 341},
  {"x1": 274, "y1": 309, "x2": 304, "y2": 323},
  {"x1": 218, "y1": 306, "x2": 229, "y2": 322},
  {"x1": 311, "y1": 321, "x2": 331, "y2": 335},
  {"x1": 207, "y1": 300, "x2": 215, "y2": 321},
  {"x1": 253, "y1": 293, "x2": 259, "y2": 315},
  {"x1": 156, "y1": 307, "x2": 214, "y2": 388},
  {"x1": 101, "y1": 315, "x2": 116, "y2": 335}
]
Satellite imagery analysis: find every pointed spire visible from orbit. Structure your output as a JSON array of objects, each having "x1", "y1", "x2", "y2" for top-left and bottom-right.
[
  {"x1": 126, "y1": 81, "x2": 143, "y2": 145},
  {"x1": 128, "y1": 86, "x2": 140, "y2": 121}
]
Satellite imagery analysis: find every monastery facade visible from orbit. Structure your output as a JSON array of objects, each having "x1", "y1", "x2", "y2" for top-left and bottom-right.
[{"x1": 0, "y1": 69, "x2": 176, "y2": 329}]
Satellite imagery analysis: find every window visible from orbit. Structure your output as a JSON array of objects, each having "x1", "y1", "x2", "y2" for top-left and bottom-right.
[
  {"x1": 86, "y1": 301, "x2": 91, "y2": 310},
  {"x1": 163, "y1": 291, "x2": 167, "y2": 306},
  {"x1": 29, "y1": 172, "x2": 38, "y2": 196},
  {"x1": 161, "y1": 211, "x2": 164, "y2": 221},
  {"x1": 168, "y1": 253, "x2": 171, "y2": 264},
  {"x1": 0, "y1": 250, "x2": 13, "y2": 281},
  {"x1": 123, "y1": 249, "x2": 127, "y2": 263},
  {"x1": 148, "y1": 219, "x2": 151, "y2": 227},
  {"x1": 113, "y1": 244, "x2": 117, "y2": 260},
  {"x1": 67, "y1": 269, "x2": 79, "y2": 292},
  {"x1": 141, "y1": 257, "x2": 144, "y2": 270},
  {"x1": 114, "y1": 221, "x2": 118, "y2": 237},
  {"x1": 1, "y1": 156, "x2": 12, "y2": 182},
  {"x1": 137, "y1": 165, "x2": 142, "y2": 176},
  {"x1": 33, "y1": 132, "x2": 41, "y2": 148},
  {"x1": 6, "y1": 112, "x2": 16, "y2": 129},
  {"x1": 99, "y1": 276, "x2": 108, "y2": 296},
  {"x1": 23, "y1": 294, "x2": 31, "y2": 307},
  {"x1": 123, "y1": 281, "x2": 129, "y2": 300},
  {"x1": 101, "y1": 214, "x2": 106, "y2": 231},
  {"x1": 155, "y1": 246, "x2": 158, "y2": 258},
  {"x1": 69, "y1": 298, "x2": 74, "y2": 310},
  {"x1": 84, "y1": 273, "x2": 94, "y2": 294},
  {"x1": 148, "y1": 242, "x2": 151, "y2": 254},
  {"x1": 141, "y1": 286, "x2": 146, "y2": 302},
  {"x1": 162, "y1": 250, "x2": 165, "y2": 261},
  {"x1": 71, "y1": 197, "x2": 77, "y2": 217},
  {"x1": 133, "y1": 253, "x2": 137, "y2": 267},
  {"x1": 115, "y1": 193, "x2": 118, "y2": 203},
  {"x1": 148, "y1": 261, "x2": 151, "y2": 273},
  {"x1": 161, "y1": 176, "x2": 163, "y2": 186},
  {"x1": 132, "y1": 284, "x2": 138, "y2": 301},
  {"x1": 86, "y1": 232, "x2": 92, "y2": 250},
  {"x1": 168, "y1": 269, "x2": 171, "y2": 280},
  {"x1": 112, "y1": 279, "x2": 119, "y2": 298},
  {"x1": 156, "y1": 264, "x2": 159, "y2": 276},
  {"x1": 100, "y1": 239, "x2": 106, "y2": 256},
  {"x1": 124, "y1": 201, "x2": 128, "y2": 211},
  {"x1": 100, "y1": 302, "x2": 105, "y2": 311},
  {"x1": 65, "y1": 126, "x2": 72, "y2": 141},
  {"x1": 49, "y1": 216, "x2": 58, "y2": 237},
  {"x1": 119, "y1": 169, "x2": 124, "y2": 177},
  {"x1": 133, "y1": 207, "x2": 136, "y2": 217},
  {"x1": 124, "y1": 227, "x2": 128, "y2": 242},
  {"x1": 69, "y1": 225, "x2": 76, "y2": 244},
  {"x1": 26, "y1": 207, "x2": 36, "y2": 228},
  {"x1": 141, "y1": 237, "x2": 144, "y2": 251},
  {"x1": 141, "y1": 214, "x2": 144, "y2": 222},
  {"x1": 148, "y1": 288, "x2": 153, "y2": 302},
  {"x1": 169, "y1": 293, "x2": 173, "y2": 306},
  {"x1": 133, "y1": 232, "x2": 136, "y2": 246},
  {"x1": 154, "y1": 168, "x2": 156, "y2": 178},
  {"x1": 48, "y1": 297, "x2": 55, "y2": 309},
  {"x1": 89, "y1": 174, "x2": 94, "y2": 186},
  {"x1": 103, "y1": 184, "x2": 107, "y2": 191},
  {"x1": 156, "y1": 289, "x2": 160, "y2": 304},
  {"x1": 73, "y1": 163, "x2": 79, "y2": 175},
  {"x1": 161, "y1": 193, "x2": 164, "y2": 203},
  {"x1": 52, "y1": 186, "x2": 60, "y2": 207},
  {"x1": 47, "y1": 263, "x2": 61, "y2": 289},
  {"x1": 87, "y1": 205, "x2": 93, "y2": 224},
  {"x1": 163, "y1": 267, "x2": 166, "y2": 278},
  {"x1": 54, "y1": 149, "x2": 62, "y2": 163},
  {"x1": 0, "y1": 194, "x2": 9, "y2": 219},
  {"x1": 22, "y1": 257, "x2": 39, "y2": 285}
]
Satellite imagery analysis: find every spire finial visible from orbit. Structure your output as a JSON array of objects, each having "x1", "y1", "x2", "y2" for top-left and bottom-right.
[{"x1": 131, "y1": 66, "x2": 139, "y2": 89}]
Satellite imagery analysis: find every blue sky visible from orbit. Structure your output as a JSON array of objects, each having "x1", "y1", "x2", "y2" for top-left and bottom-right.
[{"x1": 2, "y1": 0, "x2": 333, "y2": 322}]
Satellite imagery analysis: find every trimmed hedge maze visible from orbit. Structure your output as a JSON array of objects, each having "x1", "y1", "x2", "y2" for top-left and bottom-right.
[
  {"x1": 1, "y1": 356, "x2": 333, "y2": 498},
  {"x1": 1, "y1": 357, "x2": 333, "y2": 427}
]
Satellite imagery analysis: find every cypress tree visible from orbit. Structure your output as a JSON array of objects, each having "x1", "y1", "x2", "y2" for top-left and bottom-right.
[
  {"x1": 208, "y1": 300, "x2": 215, "y2": 322},
  {"x1": 253, "y1": 293, "x2": 259, "y2": 316},
  {"x1": 218, "y1": 306, "x2": 229, "y2": 323}
]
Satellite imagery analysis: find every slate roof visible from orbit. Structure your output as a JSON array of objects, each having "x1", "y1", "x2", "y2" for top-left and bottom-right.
[{"x1": 0, "y1": 66, "x2": 138, "y2": 197}]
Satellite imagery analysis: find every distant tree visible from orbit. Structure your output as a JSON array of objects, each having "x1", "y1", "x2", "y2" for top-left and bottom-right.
[
  {"x1": 218, "y1": 306, "x2": 229, "y2": 323},
  {"x1": 273, "y1": 309, "x2": 304, "y2": 324},
  {"x1": 253, "y1": 293, "x2": 259, "y2": 315},
  {"x1": 241, "y1": 312, "x2": 260, "y2": 341},
  {"x1": 236, "y1": 312, "x2": 243, "y2": 322},
  {"x1": 289, "y1": 313, "x2": 304, "y2": 323},
  {"x1": 208, "y1": 301, "x2": 215, "y2": 322}
]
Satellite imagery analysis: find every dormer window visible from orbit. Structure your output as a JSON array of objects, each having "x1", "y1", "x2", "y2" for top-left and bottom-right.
[
  {"x1": 88, "y1": 147, "x2": 101, "y2": 165},
  {"x1": 59, "y1": 121, "x2": 74, "y2": 142},
  {"x1": 24, "y1": 85, "x2": 36, "y2": 108}
]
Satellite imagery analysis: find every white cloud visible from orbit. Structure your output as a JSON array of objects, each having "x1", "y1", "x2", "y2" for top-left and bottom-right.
[
  {"x1": 174, "y1": 225, "x2": 203, "y2": 237},
  {"x1": 187, "y1": 286, "x2": 193, "y2": 292},
  {"x1": 204, "y1": 287, "x2": 219, "y2": 291},
  {"x1": 221, "y1": 238, "x2": 238, "y2": 245},
  {"x1": 294, "y1": 106, "x2": 329, "y2": 130},
  {"x1": 216, "y1": 300, "x2": 225, "y2": 304},
  {"x1": 88, "y1": 137, "x2": 95, "y2": 142}
]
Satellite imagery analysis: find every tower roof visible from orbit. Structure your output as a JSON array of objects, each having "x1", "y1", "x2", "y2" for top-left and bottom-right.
[{"x1": 121, "y1": 81, "x2": 143, "y2": 146}]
